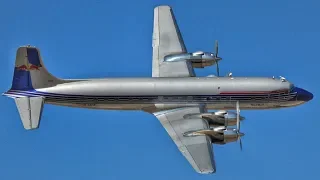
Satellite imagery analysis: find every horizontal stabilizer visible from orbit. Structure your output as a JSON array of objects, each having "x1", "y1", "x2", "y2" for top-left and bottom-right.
[{"x1": 14, "y1": 96, "x2": 44, "y2": 130}]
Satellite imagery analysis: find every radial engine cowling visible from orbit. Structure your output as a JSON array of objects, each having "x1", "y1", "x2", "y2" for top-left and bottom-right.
[
  {"x1": 183, "y1": 126, "x2": 244, "y2": 145},
  {"x1": 208, "y1": 111, "x2": 245, "y2": 127},
  {"x1": 163, "y1": 51, "x2": 219, "y2": 68},
  {"x1": 184, "y1": 111, "x2": 245, "y2": 127},
  {"x1": 211, "y1": 126, "x2": 245, "y2": 145}
]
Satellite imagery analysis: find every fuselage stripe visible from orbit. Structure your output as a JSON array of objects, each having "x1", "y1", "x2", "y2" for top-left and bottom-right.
[{"x1": 3, "y1": 90, "x2": 297, "y2": 104}]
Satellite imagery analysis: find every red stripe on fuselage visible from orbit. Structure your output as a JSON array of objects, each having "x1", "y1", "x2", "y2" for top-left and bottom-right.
[{"x1": 220, "y1": 89, "x2": 289, "y2": 95}]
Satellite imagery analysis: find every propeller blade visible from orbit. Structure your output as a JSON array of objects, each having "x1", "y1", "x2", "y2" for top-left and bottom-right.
[
  {"x1": 236, "y1": 101, "x2": 240, "y2": 131},
  {"x1": 225, "y1": 117, "x2": 227, "y2": 129},
  {"x1": 215, "y1": 40, "x2": 219, "y2": 57},
  {"x1": 214, "y1": 40, "x2": 220, "y2": 76},
  {"x1": 239, "y1": 137, "x2": 243, "y2": 151},
  {"x1": 216, "y1": 61, "x2": 220, "y2": 77}
]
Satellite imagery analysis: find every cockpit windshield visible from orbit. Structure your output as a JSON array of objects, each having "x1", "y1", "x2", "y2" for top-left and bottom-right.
[{"x1": 289, "y1": 84, "x2": 295, "y2": 92}]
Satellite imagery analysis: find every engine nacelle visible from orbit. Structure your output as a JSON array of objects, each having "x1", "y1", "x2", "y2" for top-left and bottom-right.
[
  {"x1": 208, "y1": 111, "x2": 245, "y2": 127},
  {"x1": 163, "y1": 52, "x2": 219, "y2": 68},
  {"x1": 184, "y1": 111, "x2": 245, "y2": 127},
  {"x1": 183, "y1": 126, "x2": 244, "y2": 145}
]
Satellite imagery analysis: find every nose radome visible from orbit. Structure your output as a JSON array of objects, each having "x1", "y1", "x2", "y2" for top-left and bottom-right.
[{"x1": 295, "y1": 87, "x2": 313, "y2": 102}]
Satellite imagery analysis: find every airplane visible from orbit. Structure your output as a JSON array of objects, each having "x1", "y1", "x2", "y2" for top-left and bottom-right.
[{"x1": 3, "y1": 5, "x2": 313, "y2": 174}]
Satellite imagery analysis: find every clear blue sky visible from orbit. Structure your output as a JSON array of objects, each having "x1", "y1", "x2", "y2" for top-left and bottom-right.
[{"x1": 0, "y1": 0, "x2": 319, "y2": 179}]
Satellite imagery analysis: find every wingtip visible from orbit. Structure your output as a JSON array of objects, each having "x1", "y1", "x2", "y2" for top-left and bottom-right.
[
  {"x1": 198, "y1": 169, "x2": 216, "y2": 175},
  {"x1": 154, "y1": 5, "x2": 172, "y2": 10},
  {"x1": 196, "y1": 166, "x2": 216, "y2": 175}
]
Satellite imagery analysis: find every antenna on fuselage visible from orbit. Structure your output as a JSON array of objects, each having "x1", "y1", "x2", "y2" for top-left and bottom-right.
[{"x1": 214, "y1": 40, "x2": 222, "y2": 76}]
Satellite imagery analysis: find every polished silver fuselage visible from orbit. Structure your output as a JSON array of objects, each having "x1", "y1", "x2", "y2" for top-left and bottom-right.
[{"x1": 31, "y1": 77, "x2": 303, "y2": 112}]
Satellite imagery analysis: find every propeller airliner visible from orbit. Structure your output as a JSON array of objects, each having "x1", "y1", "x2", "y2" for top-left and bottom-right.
[{"x1": 3, "y1": 5, "x2": 313, "y2": 174}]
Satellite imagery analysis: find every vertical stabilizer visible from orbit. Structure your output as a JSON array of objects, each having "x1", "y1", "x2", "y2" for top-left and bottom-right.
[
  {"x1": 11, "y1": 45, "x2": 63, "y2": 91},
  {"x1": 14, "y1": 96, "x2": 44, "y2": 130}
]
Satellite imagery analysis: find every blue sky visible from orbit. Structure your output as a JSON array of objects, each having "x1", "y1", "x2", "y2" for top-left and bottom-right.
[{"x1": 0, "y1": 0, "x2": 319, "y2": 179}]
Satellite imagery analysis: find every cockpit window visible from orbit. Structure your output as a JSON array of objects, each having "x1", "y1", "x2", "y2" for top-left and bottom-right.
[{"x1": 290, "y1": 84, "x2": 295, "y2": 92}]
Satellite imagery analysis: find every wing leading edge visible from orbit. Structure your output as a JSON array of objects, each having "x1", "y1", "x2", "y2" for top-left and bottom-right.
[
  {"x1": 153, "y1": 106, "x2": 216, "y2": 174},
  {"x1": 152, "y1": 5, "x2": 195, "y2": 77}
]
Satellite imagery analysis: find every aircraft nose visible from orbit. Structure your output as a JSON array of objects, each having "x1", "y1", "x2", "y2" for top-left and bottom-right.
[{"x1": 294, "y1": 87, "x2": 313, "y2": 102}]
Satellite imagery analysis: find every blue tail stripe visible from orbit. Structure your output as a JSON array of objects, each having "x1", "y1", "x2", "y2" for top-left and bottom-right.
[{"x1": 11, "y1": 70, "x2": 33, "y2": 90}]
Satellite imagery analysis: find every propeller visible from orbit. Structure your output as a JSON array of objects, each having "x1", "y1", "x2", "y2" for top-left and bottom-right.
[
  {"x1": 236, "y1": 101, "x2": 244, "y2": 151},
  {"x1": 214, "y1": 40, "x2": 222, "y2": 76}
]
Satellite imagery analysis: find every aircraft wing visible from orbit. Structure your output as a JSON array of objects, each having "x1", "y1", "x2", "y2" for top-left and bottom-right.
[
  {"x1": 153, "y1": 106, "x2": 216, "y2": 174},
  {"x1": 152, "y1": 5, "x2": 195, "y2": 77}
]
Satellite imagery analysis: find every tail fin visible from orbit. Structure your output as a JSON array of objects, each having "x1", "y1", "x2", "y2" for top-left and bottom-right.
[
  {"x1": 11, "y1": 45, "x2": 63, "y2": 91},
  {"x1": 5, "y1": 46, "x2": 63, "y2": 130}
]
